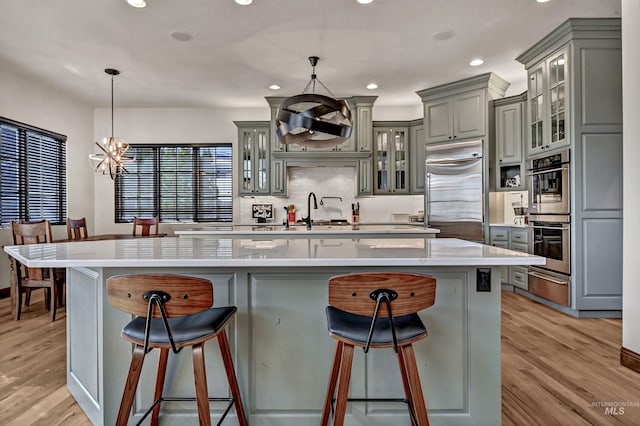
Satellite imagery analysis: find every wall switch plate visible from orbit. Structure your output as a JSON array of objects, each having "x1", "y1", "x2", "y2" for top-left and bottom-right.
[{"x1": 477, "y1": 268, "x2": 491, "y2": 292}]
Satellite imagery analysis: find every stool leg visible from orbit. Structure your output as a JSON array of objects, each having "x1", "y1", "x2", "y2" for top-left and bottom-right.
[
  {"x1": 400, "y1": 344, "x2": 429, "y2": 426},
  {"x1": 151, "y1": 347, "x2": 170, "y2": 426},
  {"x1": 333, "y1": 343, "x2": 354, "y2": 426},
  {"x1": 117, "y1": 344, "x2": 147, "y2": 426},
  {"x1": 321, "y1": 341, "x2": 344, "y2": 426},
  {"x1": 397, "y1": 345, "x2": 417, "y2": 426},
  {"x1": 217, "y1": 328, "x2": 248, "y2": 426},
  {"x1": 192, "y1": 343, "x2": 212, "y2": 426}
]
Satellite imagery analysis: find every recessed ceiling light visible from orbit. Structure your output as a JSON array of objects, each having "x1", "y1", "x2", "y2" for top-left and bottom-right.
[
  {"x1": 235, "y1": 0, "x2": 253, "y2": 5},
  {"x1": 469, "y1": 59, "x2": 484, "y2": 66},
  {"x1": 269, "y1": 84, "x2": 281, "y2": 90},
  {"x1": 127, "y1": 0, "x2": 147, "y2": 8},
  {"x1": 170, "y1": 32, "x2": 193, "y2": 42},
  {"x1": 366, "y1": 83, "x2": 378, "y2": 90},
  {"x1": 357, "y1": 0, "x2": 374, "y2": 4},
  {"x1": 536, "y1": 0, "x2": 550, "y2": 3}
]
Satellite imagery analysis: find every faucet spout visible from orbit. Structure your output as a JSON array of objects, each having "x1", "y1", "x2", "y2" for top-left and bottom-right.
[{"x1": 302, "y1": 192, "x2": 318, "y2": 230}]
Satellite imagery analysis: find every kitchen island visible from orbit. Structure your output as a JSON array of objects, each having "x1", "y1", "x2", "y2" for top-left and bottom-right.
[{"x1": 5, "y1": 236, "x2": 544, "y2": 426}]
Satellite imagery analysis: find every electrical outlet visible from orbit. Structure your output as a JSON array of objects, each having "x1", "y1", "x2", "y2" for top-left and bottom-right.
[{"x1": 477, "y1": 268, "x2": 491, "y2": 292}]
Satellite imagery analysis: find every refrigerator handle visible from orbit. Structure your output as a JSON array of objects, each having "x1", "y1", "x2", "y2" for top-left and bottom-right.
[{"x1": 425, "y1": 171, "x2": 431, "y2": 226}]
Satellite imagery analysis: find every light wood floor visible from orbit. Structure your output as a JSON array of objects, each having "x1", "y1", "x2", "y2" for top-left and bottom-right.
[{"x1": 1, "y1": 290, "x2": 639, "y2": 425}]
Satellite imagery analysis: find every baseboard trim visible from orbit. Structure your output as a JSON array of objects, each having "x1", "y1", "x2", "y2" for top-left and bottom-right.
[
  {"x1": 0, "y1": 287, "x2": 10, "y2": 299},
  {"x1": 620, "y1": 347, "x2": 640, "y2": 373}
]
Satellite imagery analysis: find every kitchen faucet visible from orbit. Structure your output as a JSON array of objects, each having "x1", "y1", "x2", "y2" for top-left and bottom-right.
[{"x1": 301, "y1": 192, "x2": 318, "y2": 230}]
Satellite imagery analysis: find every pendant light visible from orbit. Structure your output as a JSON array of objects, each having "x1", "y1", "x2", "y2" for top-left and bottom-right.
[
  {"x1": 276, "y1": 56, "x2": 353, "y2": 148},
  {"x1": 89, "y1": 68, "x2": 134, "y2": 179}
]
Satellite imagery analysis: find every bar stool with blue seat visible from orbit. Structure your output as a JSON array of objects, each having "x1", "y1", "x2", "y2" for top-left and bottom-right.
[
  {"x1": 106, "y1": 274, "x2": 248, "y2": 426},
  {"x1": 320, "y1": 272, "x2": 437, "y2": 426}
]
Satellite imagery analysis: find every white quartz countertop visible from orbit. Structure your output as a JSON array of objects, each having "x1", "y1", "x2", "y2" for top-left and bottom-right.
[
  {"x1": 4, "y1": 236, "x2": 545, "y2": 268},
  {"x1": 175, "y1": 224, "x2": 440, "y2": 236}
]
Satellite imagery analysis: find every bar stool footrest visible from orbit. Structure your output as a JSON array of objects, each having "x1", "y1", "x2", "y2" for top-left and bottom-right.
[
  {"x1": 137, "y1": 396, "x2": 236, "y2": 426},
  {"x1": 330, "y1": 397, "x2": 418, "y2": 426}
]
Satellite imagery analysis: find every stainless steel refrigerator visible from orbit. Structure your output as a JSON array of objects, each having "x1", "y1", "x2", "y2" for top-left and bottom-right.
[{"x1": 425, "y1": 139, "x2": 484, "y2": 242}]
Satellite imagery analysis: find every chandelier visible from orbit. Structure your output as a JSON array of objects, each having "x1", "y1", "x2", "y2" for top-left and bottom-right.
[
  {"x1": 88, "y1": 68, "x2": 134, "y2": 179},
  {"x1": 276, "y1": 56, "x2": 353, "y2": 148}
]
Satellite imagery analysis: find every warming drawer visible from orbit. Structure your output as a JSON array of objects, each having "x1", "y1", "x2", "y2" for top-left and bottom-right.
[{"x1": 527, "y1": 267, "x2": 569, "y2": 306}]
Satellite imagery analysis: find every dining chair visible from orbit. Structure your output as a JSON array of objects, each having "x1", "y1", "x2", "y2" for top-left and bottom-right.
[
  {"x1": 66, "y1": 217, "x2": 89, "y2": 240},
  {"x1": 132, "y1": 216, "x2": 159, "y2": 236},
  {"x1": 11, "y1": 220, "x2": 66, "y2": 321}
]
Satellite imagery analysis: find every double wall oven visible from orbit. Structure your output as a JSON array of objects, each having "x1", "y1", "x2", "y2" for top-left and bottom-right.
[{"x1": 527, "y1": 149, "x2": 571, "y2": 306}]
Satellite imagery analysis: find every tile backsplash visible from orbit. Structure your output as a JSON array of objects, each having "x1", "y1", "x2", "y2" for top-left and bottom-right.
[{"x1": 238, "y1": 166, "x2": 424, "y2": 224}]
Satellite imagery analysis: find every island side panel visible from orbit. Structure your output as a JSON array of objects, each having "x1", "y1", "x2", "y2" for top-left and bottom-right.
[
  {"x1": 246, "y1": 266, "x2": 500, "y2": 426},
  {"x1": 65, "y1": 265, "x2": 501, "y2": 426}
]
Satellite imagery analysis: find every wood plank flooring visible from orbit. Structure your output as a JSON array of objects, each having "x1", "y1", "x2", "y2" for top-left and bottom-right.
[{"x1": 0, "y1": 290, "x2": 639, "y2": 425}]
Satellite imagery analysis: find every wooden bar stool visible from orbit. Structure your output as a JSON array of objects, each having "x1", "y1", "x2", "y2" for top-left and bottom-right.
[
  {"x1": 106, "y1": 274, "x2": 248, "y2": 426},
  {"x1": 320, "y1": 272, "x2": 437, "y2": 426}
]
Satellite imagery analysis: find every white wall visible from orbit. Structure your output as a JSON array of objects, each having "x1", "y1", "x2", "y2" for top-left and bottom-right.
[
  {"x1": 92, "y1": 106, "x2": 268, "y2": 235},
  {"x1": 0, "y1": 65, "x2": 94, "y2": 289},
  {"x1": 622, "y1": 0, "x2": 640, "y2": 354}
]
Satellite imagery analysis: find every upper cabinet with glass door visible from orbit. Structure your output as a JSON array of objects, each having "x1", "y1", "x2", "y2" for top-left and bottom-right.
[
  {"x1": 373, "y1": 125, "x2": 409, "y2": 194},
  {"x1": 235, "y1": 122, "x2": 270, "y2": 195},
  {"x1": 525, "y1": 48, "x2": 569, "y2": 156}
]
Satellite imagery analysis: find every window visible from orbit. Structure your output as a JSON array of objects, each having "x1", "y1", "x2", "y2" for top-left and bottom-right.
[
  {"x1": 0, "y1": 117, "x2": 67, "y2": 226},
  {"x1": 115, "y1": 144, "x2": 232, "y2": 223}
]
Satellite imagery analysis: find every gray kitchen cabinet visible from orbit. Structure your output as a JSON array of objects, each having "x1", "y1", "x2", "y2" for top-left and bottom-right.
[
  {"x1": 271, "y1": 159, "x2": 286, "y2": 196},
  {"x1": 516, "y1": 18, "x2": 622, "y2": 315},
  {"x1": 418, "y1": 74, "x2": 509, "y2": 145},
  {"x1": 358, "y1": 158, "x2": 373, "y2": 195},
  {"x1": 373, "y1": 124, "x2": 409, "y2": 194},
  {"x1": 489, "y1": 226, "x2": 510, "y2": 284},
  {"x1": 409, "y1": 119, "x2": 425, "y2": 194},
  {"x1": 489, "y1": 225, "x2": 529, "y2": 289},
  {"x1": 354, "y1": 96, "x2": 376, "y2": 153},
  {"x1": 493, "y1": 92, "x2": 527, "y2": 192},
  {"x1": 524, "y1": 48, "x2": 569, "y2": 156},
  {"x1": 235, "y1": 121, "x2": 270, "y2": 195},
  {"x1": 422, "y1": 89, "x2": 485, "y2": 143}
]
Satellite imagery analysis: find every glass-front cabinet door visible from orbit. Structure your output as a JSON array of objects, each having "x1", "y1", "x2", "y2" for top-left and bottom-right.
[
  {"x1": 237, "y1": 122, "x2": 270, "y2": 195},
  {"x1": 373, "y1": 126, "x2": 408, "y2": 194},
  {"x1": 528, "y1": 64, "x2": 544, "y2": 153},
  {"x1": 548, "y1": 51, "x2": 567, "y2": 147},
  {"x1": 527, "y1": 48, "x2": 569, "y2": 156}
]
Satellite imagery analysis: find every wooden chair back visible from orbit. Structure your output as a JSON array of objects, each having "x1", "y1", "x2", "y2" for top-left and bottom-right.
[
  {"x1": 132, "y1": 216, "x2": 159, "y2": 236},
  {"x1": 66, "y1": 217, "x2": 89, "y2": 240},
  {"x1": 328, "y1": 272, "x2": 436, "y2": 317},
  {"x1": 106, "y1": 274, "x2": 214, "y2": 318},
  {"x1": 11, "y1": 220, "x2": 53, "y2": 281}
]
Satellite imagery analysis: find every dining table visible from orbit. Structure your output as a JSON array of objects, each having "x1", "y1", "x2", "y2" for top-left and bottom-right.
[{"x1": 54, "y1": 233, "x2": 167, "y2": 243}]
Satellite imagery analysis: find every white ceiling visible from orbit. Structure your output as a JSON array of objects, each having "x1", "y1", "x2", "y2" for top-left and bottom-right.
[{"x1": 0, "y1": 0, "x2": 621, "y2": 109}]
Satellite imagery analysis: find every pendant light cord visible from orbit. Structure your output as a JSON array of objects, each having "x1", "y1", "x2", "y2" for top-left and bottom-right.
[{"x1": 111, "y1": 74, "x2": 114, "y2": 139}]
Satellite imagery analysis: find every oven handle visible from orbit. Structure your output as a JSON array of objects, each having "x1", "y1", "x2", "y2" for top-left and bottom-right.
[
  {"x1": 525, "y1": 166, "x2": 568, "y2": 176},
  {"x1": 528, "y1": 271, "x2": 569, "y2": 286},
  {"x1": 528, "y1": 224, "x2": 570, "y2": 230}
]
